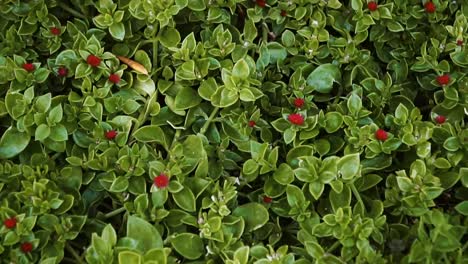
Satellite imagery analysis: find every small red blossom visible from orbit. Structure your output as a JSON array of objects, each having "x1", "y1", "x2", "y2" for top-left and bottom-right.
[
  {"x1": 57, "y1": 67, "x2": 68, "y2": 77},
  {"x1": 87, "y1": 55, "x2": 101, "y2": 67},
  {"x1": 263, "y1": 196, "x2": 273, "y2": 203},
  {"x1": 436, "y1": 74, "x2": 450, "y2": 86},
  {"x1": 105, "y1": 130, "x2": 117, "y2": 140},
  {"x1": 375, "y1": 129, "x2": 388, "y2": 141},
  {"x1": 50, "y1": 27, "x2": 61, "y2": 36},
  {"x1": 457, "y1": 40, "x2": 463, "y2": 46},
  {"x1": 109, "y1": 74, "x2": 121, "y2": 84},
  {"x1": 154, "y1": 174, "x2": 169, "y2": 189},
  {"x1": 3, "y1": 217, "x2": 17, "y2": 229},
  {"x1": 294, "y1": 98, "x2": 305, "y2": 108},
  {"x1": 22, "y1": 63, "x2": 35, "y2": 72},
  {"x1": 248, "y1": 120, "x2": 256, "y2": 127},
  {"x1": 435, "y1": 115, "x2": 446, "y2": 124},
  {"x1": 280, "y1": 10, "x2": 287, "y2": 17},
  {"x1": 288, "y1": 113, "x2": 304, "y2": 125},
  {"x1": 367, "y1": 1, "x2": 378, "y2": 11},
  {"x1": 20, "y1": 242, "x2": 33, "y2": 253},
  {"x1": 256, "y1": 0, "x2": 266, "y2": 8},
  {"x1": 425, "y1": 1, "x2": 436, "y2": 13}
]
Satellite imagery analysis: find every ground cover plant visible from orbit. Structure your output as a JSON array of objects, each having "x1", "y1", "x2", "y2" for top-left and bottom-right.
[{"x1": 0, "y1": 0, "x2": 467, "y2": 263}]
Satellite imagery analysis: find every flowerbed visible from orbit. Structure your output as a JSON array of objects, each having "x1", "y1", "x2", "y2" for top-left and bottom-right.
[{"x1": 0, "y1": 0, "x2": 467, "y2": 263}]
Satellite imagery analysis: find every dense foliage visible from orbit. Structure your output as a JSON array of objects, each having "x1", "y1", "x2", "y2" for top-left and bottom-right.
[{"x1": 0, "y1": 0, "x2": 467, "y2": 263}]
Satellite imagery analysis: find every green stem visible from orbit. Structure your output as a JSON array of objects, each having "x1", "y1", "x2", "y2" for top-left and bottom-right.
[
  {"x1": 262, "y1": 22, "x2": 269, "y2": 44},
  {"x1": 104, "y1": 207, "x2": 126, "y2": 219},
  {"x1": 65, "y1": 243, "x2": 84, "y2": 264},
  {"x1": 57, "y1": 2, "x2": 87, "y2": 20},
  {"x1": 170, "y1": 129, "x2": 181, "y2": 149},
  {"x1": 327, "y1": 240, "x2": 341, "y2": 253},
  {"x1": 153, "y1": 37, "x2": 159, "y2": 78},
  {"x1": 350, "y1": 183, "x2": 365, "y2": 212},
  {"x1": 130, "y1": 89, "x2": 159, "y2": 137},
  {"x1": 200, "y1": 107, "x2": 220, "y2": 135}
]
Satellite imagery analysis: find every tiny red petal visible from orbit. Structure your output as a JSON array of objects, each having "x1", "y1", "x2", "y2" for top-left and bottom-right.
[
  {"x1": 87, "y1": 55, "x2": 101, "y2": 67},
  {"x1": 3, "y1": 217, "x2": 17, "y2": 229},
  {"x1": 280, "y1": 10, "x2": 287, "y2": 17},
  {"x1": 256, "y1": 0, "x2": 266, "y2": 8},
  {"x1": 457, "y1": 40, "x2": 463, "y2": 46},
  {"x1": 435, "y1": 115, "x2": 446, "y2": 124},
  {"x1": 425, "y1": 2, "x2": 436, "y2": 13},
  {"x1": 436, "y1": 74, "x2": 450, "y2": 86},
  {"x1": 375, "y1": 129, "x2": 388, "y2": 141},
  {"x1": 22, "y1": 63, "x2": 35, "y2": 72},
  {"x1": 105, "y1": 130, "x2": 117, "y2": 140},
  {"x1": 263, "y1": 196, "x2": 273, "y2": 203},
  {"x1": 50, "y1": 27, "x2": 61, "y2": 35},
  {"x1": 367, "y1": 1, "x2": 378, "y2": 11},
  {"x1": 21, "y1": 242, "x2": 33, "y2": 253},
  {"x1": 109, "y1": 74, "x2": 121, "y2": 84},
  {"x1": 288, "y1": 113, "x2": 305, "y2": 125},
  {"x1": 294, "y1": 98, "x2": 305, "y2": 108},
  {"x1": 57, "y1": 67, "x2": 68, "y2": 77},
  {"x1": 248, "y1": 120, "x2": 256, "y2": 127},
  {"x1": 154, "y1": 174, "x2": 169, "y2": 188}
]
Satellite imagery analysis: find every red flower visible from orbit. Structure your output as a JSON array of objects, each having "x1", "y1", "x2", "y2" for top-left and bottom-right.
[
  {"x1": 50, "y1": 27, "x2": 61, "y2": 36},
  {"x1": 109, "y1": 74, "x2": 121, "y2": 84},
  {"x1": 375, "y1": 129, "x2": 388, "y2": 141},
  {"x1": 20, "y1": 242, "x2": 33, "y2": 253},
  {"x1": 256, "y1": 0, "x2": 266, "y2": 8},
  {"x1": 435, "y1": 115, "x2": 446, "y2": 124},
  {"x1": 294, "y1": 98, "x2": 305, "y2": 108},
  {"x1": 263, "y1": 196, "x2": 272, "y2": 203},
  {"x1": 248, "y1": 120, "x2": 256, "y2": 127},
  {"x1": 280, "y1": 10, "x2": 287, "y2": 17},
  {"x1": 57, "y1": 67, "x2": 68, "y2": 77},
  {"x1": 367, "y1": 1, "x2": 378, "y2": 11},
  {"x1": 425, "y1": 2, "x2": 436, "y2": 13},
  {"x1": 3, "y1": 217, "x2": 17, "y2": 229},
  {"x1": 436, "y1": 74, "x2": 450, "y2": 86},
  {"x1": 105, "y1": 130, "x2": 117, "y2": 140},
  {"x1": 87, "y1": 55, "x2": 101, "y2": 67},
  {"x1": 457, "y1": 40, "x2": 463, "y2": 46},
  {"x1": 288, "y1": 113, "x2": 304, "y2": 125},
  {"x1": 154, "y1": 174, "x2": 169, "y2": 189},
  {"x1": 22, "y1": 63, "x2": 35, "y2": 72}
]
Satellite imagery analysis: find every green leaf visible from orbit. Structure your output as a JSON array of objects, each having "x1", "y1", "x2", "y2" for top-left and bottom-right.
[
  {"x1": 172, "y1": 187, "x2": 196, "y2": 212},
  {"x1": 455, "y1": 201, "x2": 468, "y2": 216},
  {"x1": 133, "y1": 125, "x2": 166, "y2": 146},
  {"x1": 49, "y1": 124, "x2": 68, "y2": 142},
  {"x1": 232, "y1": 59, "x2": 250, "y2": 80},
  {"x1": 338, "y1": 153, "x2": 360, "y2": 180},
  {"x1": 49, "y1": 104, "x2": 63, "y2": 123},
  {"x1": 118, "y1": 251, "x2": 141, "y2": 264},
  {"x1": 187, "y1": 0, "x2": 206, "y2": 11},
  {"x1": 324, "y1": 112, "x2": 343, "y2": 133},
  {"x1": 109, "y1": 22, "x2": 125, "y2": 41},
  {"x1": 233, "y1": 203, "x2": 269, "y2": 232},
  {"x1": 273, "y1": 163, "x2": 294, "y2": 185},
  {"x1": 0, "y1": 127, "x2": 30, "y2": 159},
  {"x1": 126, "y1": 215, "x2": 163, "y2": 252},
  {"x1": 306, "y1": 64, "x2": 341, "y2": 93},
  {"x1": 159, "y1": 27, "x2": 181, "y2": 48},
  {"x1": 234, "y1": 246, "x2": 249, "y2": 264},
  {"x1": 170, "y1": 233, "x2": 204, "y2": 260},
  {"x1": 35, "y1": 124, "x2": 50, "y2": 141},
  {"x1": 174, "y1": 86, "x2": 202, "y2": 110},
  {"x1": 35, "y1": 93, "x2": 51, "y2": 113},
  {"x1": 102, "y1": 224, "x2": 117, "y2": 247},
  {"x1": 329, "y1": 184, "x2": 351, "y2": 212}
]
